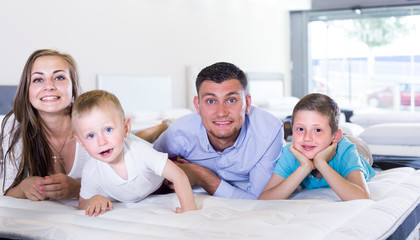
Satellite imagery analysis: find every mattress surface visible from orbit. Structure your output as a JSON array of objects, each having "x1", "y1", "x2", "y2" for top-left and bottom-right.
[{"x1": 1, "y1": 167, "x2": 420, "y2": 240}]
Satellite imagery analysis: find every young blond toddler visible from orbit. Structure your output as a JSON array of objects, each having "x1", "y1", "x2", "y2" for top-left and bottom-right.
[{"x1": 72, "y1": 90, "x2": 197, "y2": 216}]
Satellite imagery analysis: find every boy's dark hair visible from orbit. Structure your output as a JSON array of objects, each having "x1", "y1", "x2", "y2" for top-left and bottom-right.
[
  {"x1": 195, "y1": 62, "x2": 248, "y2": 95},
  {"x1": 292, "y1": 93, "x2": 341, "y2": 133}
]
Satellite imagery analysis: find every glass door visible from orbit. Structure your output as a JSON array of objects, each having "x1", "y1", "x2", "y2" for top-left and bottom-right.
[{"x1": 307, "y1": 6, "x2": 420, "y2": 112}]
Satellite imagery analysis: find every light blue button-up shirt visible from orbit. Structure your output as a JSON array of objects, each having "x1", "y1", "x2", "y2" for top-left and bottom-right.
[{"x1": 154, "y1": 107, "x2": 284, "y2": 199}]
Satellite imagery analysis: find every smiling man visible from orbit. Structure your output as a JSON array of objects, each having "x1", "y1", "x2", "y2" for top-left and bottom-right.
[{"x1": 154, "y1": 62, "x2": 284, "y2": 199}]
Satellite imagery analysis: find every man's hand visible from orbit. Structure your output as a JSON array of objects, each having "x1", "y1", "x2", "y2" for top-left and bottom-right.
[{"x1": 38, "y1": 173, "x2": 81, "y2": 199}]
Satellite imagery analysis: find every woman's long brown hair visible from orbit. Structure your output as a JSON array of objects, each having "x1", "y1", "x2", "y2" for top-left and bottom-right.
[{"x1": 0, "y1": 49, "x2": 81, "y2": 193}]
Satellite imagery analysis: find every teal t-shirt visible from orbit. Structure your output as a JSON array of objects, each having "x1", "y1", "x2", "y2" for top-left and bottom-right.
[{"x1": 274, "y1": 137, "x2": 376, "y2": 190}]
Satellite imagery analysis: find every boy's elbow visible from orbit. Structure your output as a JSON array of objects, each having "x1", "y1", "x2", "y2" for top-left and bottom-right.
[
  {"x1": 358, "y1": 187, "x2": 371, "y2": 200},
  {"x1": 342, "y1": 191, "x2": 371, "y2": 201},
  {"x1": 258, "y1": 190, "x2": 282, "y2": 200},
  {"x1": 352, "y1": 194, "x2": 370, "y2": 200},
  {"x1": 361, "y1": 191, "x2": 371, "y2": 200},
  {"x1": 258, "y1": 192, "x2": 268, "y2": 200}
]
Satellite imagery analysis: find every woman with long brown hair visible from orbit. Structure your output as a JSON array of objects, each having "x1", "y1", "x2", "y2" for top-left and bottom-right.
[{"x1": 0, "y1": 49, "x2": 89, "y2": 200}]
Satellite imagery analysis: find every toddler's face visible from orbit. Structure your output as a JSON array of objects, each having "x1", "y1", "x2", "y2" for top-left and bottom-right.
[
  {"x1": 292, "y1": 110, "x2": 336, "y2": 160},
  {"x1": 74, "y1": 106, "x2": 130, "y2": 165}
]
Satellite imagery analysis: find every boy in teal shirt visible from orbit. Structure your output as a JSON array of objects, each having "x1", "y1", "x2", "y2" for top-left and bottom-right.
[{"x1": 259, "y1": 93, "x2": 375, "y2": 201}]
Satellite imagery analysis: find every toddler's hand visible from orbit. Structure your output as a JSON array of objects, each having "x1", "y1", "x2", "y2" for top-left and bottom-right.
[
  {"x1": 85, "y1": 195, "x2": 113, "y2": 217},
  {"x1": 175, "y1": 206, "x2": 196, "y2": 213}
]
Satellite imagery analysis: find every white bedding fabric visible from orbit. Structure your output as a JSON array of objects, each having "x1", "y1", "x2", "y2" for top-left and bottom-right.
[
  {"x1": 369, "y1": 144, "x2": 420, "y2": 157},
  {"x1": 354, "y1": 123, "x2": 420, "y2": 157},
  {"x1": 350, "y1": 111, "x2": 420, "y2": 128},
  {"x1": 359, "y1": 123, "x2": 420, "y2": 146},
  {"x1": 128, "y1": 108, "x2": 193, "y2": 132},
  {"x1": 1, "y1": 167, "x2": 420, "y2": 240}
]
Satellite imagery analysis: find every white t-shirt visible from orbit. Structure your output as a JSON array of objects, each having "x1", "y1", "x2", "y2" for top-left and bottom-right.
[
  {"x1": 0, "y1": 115, "x2": 89, "y2": 194},
  {"x1": 79, "y1": 135, "x2": 168, "y2": 203}
]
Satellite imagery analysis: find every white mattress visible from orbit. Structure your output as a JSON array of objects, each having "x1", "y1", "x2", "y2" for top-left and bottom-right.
[
  {"x1": 127, "y1": 108, "x2": 193, "y2": 132},
  {"x1": 350, "y1": 111, "x2": 420, "y2": 128},
  {"x1": 369, "y1": 144, "x2": 420, "y2": 157},
  {"x1": 356, "y1": 123, "x2": 420, "y2": 158},
  {"x1": 1, "y1": 167, "x2": 420, "y2": 240}
]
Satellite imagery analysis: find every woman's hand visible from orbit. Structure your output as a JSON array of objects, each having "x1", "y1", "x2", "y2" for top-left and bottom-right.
[
  {"x1": 38, "y1": 173, "x2": 81, "y2": 199},
  {"x1": 16, "y1": 176, "x2": 47, "y2": 201}
]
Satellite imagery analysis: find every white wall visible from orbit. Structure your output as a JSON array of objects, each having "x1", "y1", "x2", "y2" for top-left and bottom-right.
[{"x1": 0, "y1": 0, "x2": 292, "y2": 108}]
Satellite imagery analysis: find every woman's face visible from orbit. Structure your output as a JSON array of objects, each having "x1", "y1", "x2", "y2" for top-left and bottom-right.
[{"x1": 29, "y1": 56, "x2": 73, "y2": 115}]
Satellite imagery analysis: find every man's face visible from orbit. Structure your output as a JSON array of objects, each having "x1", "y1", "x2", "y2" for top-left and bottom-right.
[{"x1": 194, "y1": 79, "x2": 251, "y2": 149}]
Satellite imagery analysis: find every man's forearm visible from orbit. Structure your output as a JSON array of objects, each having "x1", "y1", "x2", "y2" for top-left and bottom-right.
[
  {"x1": 179, "y1": 162, "x2": 221, "y2": 195},
  {"x1": 197, "y1": 172, "x2": 221, "y2": 195}
]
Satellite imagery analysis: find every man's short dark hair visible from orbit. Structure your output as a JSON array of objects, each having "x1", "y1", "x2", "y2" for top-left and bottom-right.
[{"x1": 195, "y1": 62, "x2": 248, "y2": 94}]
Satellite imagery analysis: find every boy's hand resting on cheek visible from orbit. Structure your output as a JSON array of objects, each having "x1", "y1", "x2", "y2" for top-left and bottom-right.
[
  {"x1": 289, "y1": 143, "x2": 337, "y2": 178},
  {"x1": 289, "y1": 145, "x2": 314, "y2": 173},
  {"x1": 313, "y1": 142, "x2": 337, "y2": 168}
]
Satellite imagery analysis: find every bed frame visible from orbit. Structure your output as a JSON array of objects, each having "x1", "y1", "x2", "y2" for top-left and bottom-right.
[{"x1": 373, "y1": 155, "x2": 420, "y2": 170}]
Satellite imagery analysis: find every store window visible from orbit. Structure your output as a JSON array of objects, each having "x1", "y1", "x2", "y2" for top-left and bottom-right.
[{"x1": 292, "y1": 6, "x2": 420, "y2": 112}]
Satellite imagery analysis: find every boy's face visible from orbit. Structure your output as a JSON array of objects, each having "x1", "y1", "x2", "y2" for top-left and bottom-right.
[
  {"x1": 292, "y1": 110, "x2": 340, "y2": 160},
  {"x1": 73, "y1": 106, "x2": 131, "y2": 165}
]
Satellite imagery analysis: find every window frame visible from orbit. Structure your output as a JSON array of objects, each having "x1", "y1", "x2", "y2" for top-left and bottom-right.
[{"x1": 290, "y1": 5, "x2": 420, "y2": 101}]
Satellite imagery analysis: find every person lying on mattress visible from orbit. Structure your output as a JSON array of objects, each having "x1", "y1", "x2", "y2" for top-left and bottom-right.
[
  {"x1": 259, "y1": 93, "x2": 375, "y2": 201},
  {"x1": 0, "y1": 49, "x2": 86, "y2": 201},
  {"x1": 72, "y1": 90, "x2": 197, "y2": 216},
  {"x1": 0, "y1": 49, "x2": 182, "y2": 202},
  {"x1": 153, "y1": 62, "x2": 284, "y2": 199}
]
